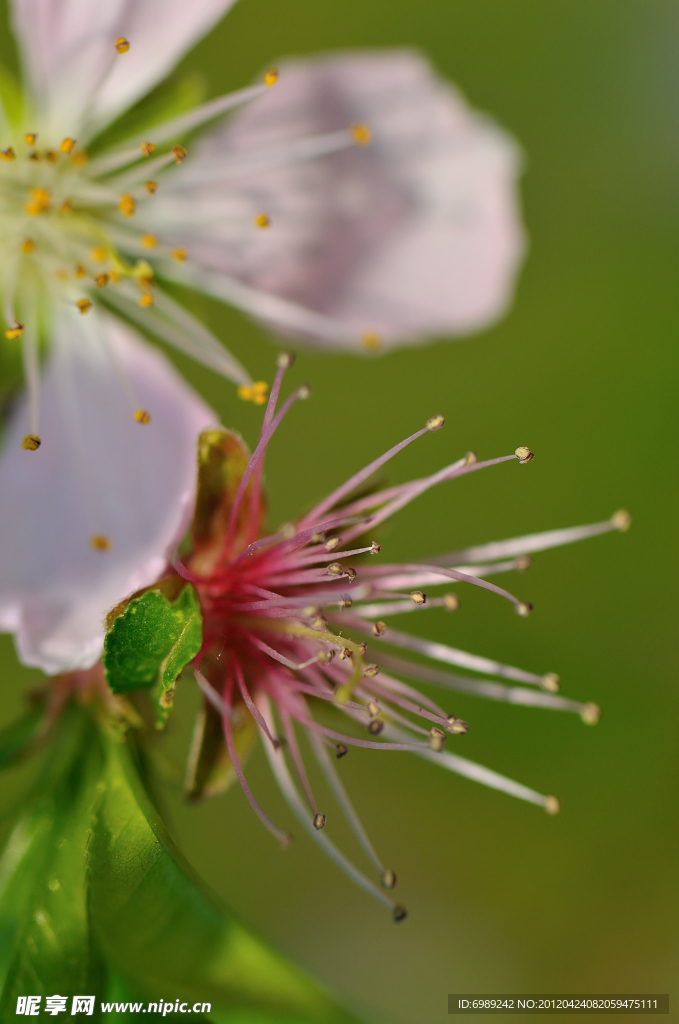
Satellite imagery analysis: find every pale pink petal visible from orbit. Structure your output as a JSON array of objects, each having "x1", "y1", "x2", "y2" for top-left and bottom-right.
[
  {"x1": 0, "y1": 311, "x2": 215, "y2": 674},
  {"x1": 10, "y1": 0, "x2": 237, "y2": 139},
  {"x1": 139, "y1": 50, "x2": 526, "y2": 350}
]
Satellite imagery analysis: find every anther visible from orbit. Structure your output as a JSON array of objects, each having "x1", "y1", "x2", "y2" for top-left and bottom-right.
[
  {"x1": 60, "y1": 137, "x2": 76, "y2": 155},
  {"x1": 22, "y1": 239, "x2": 35, "y2": 253},
  {"x1": 313, "y1": 812, "x2": 326, "y2": 830},
  {"x1": 443, "y1": 593, "x2": 459, "y2": 611},
  {"x1": 172, "y1": 248, "x2": 187, "y2": 261},
  {"x1": 140, "y1": 141, "x2": 156, "y2": 157},
  {"x1": 361, "y1": 331, "x2": 382, "y2": 350},
  {"x1": 72, "y1": 151, "x2": 86, "y2": 166},
  {"x1": 28, "y1": 150, "x2": 40, "y2": 162},
  {"x1": 24, "y1": 133, "x2": 37, "y2": 145},
  {"x1": 264, "y1": 68, "x2": 279, "y2": 86},
  {"x1": 515, "y1": 555, "x2": 532, "y2": 571},
  {"x1": 367, "y1": 700, "x2": 381, "y2": 718},
  {"x1": 339, "y1": 647, "x2": 353, "y2": 661},
  {"x1": 372, "y1": 621, "x2": 387, "y2": 637},
  {"x1": 276, "y1": 351, "x2": 295, "y2": 369},
  {"x1": 91, "y1": 534, "x2": 111, "y2": 551},
  {"x1": 338, "y1": 595, "x2": 352, "y2": 611},
  {"x1": 544, "y1": 795, "x2": 561, "y2": 816},
  {"x1": 335, "y1": 743, "x2": 348, "y2": 759},
  {"x1": 581, "y1": 703, "x2": 600, "y2": 726},
  {"x1": 25, "y1": 187, "x2": 50, "y2": 215},
  {"x1": 357, "y1": 642, "x2": 368, "y2": 655},
  {"x1": 302, "y1": 605, "x2": 319, "y2": 617},
  {"x1": 5, "y1": 321, "x2": 23, "y2": 340},
  {"x1": 351, "y1": 123, "x2": 371, "y2": 146},
  {"x1": 119, "y1": 193, "x2": 135, "y2": 217},
  {"x1": 93, "y1": 273, "x2": 109, "y2": 288},
  {"x1": 446, "y1": 715, "x2": 468, "y2": 734},
  {"x1": 139, "y1": 293, "x2": 154, "y2": 307},
  {"x1": 464, "y1": 451, "x2": 478, "y2": 466},
  {"x1": 21, "y1": 434, "x2": 41, "y2": 451},
  {"x1": 612, "y1": 509, "x2": 632, "y2": 532},
  {"x1": 426, "y1": 414, "x2": 445, "y2": 432},
  {"x1": 325, "y1": 537, "x2": 340, "y2": 551},
  {"x1": 311, "y1": 615, "x2": 327, "y2": 631},
  {"x1": 364, "y1": 664, "x2": 380, "y2": 678},
  {"x1": 255, "y1": 213, "x2": 270, "y2": 228},
  {"x1": 77, "y1": 299, "x2": 92, "y2": 314},
  {"x1": 344, "y1": 567, "x2": 357, "y2": 582},
  {"x1": 115, "y1": 37, "x2": 130, "y2": 54},
  {"x1": 368, "y1": 719, "x2": 384, "y2": 735},
  {"x1": 516, "y1": 601, "x2": 533, "y2": 617},
  {"x1": 318, "y1": 649, "x2": 335, "y2": 665},
  {"x1": 141, "y1": 234, "x2": 157, "y2": 248},
  {"x1": 60, "y1": 199, "x2": 72, "y2": 213},
  {"x1": 515, "y1": 446, "x2": 534, "y2": 464},
  {"x1": 392, "y1": 905, "x2": 408, "y2": 923},
  {"x1": 297, "y1": 384, "x2": 311, "y2": 400},
  {"x1": 75, "y1": 264, "x2": 86, "y2": 278},
  {"x1": 0, "y1": 147, "x2": 16, "y2": 161},
  {"x1": 383, "y1": 868, "x2": 399, "y2": 892},
  {"x1": 172, "y1": 145, "x2": 187, "y2": 163},
  {"x1": 145, "y1": 180, "x2": 158, "y2": 194},
  {"x1": 410, "y1": 591, "x2": 426, "y2": 605},
  {"x1": 370, "y1": 541, "x2": 381, "y2": 554},
  {"x1": 541, "y1": 672, "x2": 560, "y2": 693},
  {"x1": 429, "y1": 726, "x2": 446, "y2": 752},
  {"x1": 134, "y1": 409, "x2": 151, "y2": 425},
  {"x1": 327, "y1": 562, "x2": 343, "y2": 577},
  {"x1": 280, "y1": 522, "x2": 296, "y2": 539}
]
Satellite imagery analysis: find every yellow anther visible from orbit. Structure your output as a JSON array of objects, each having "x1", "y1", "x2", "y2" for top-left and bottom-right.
[
  {"x1": 368, "y1": 719, "x2": 384, "y2": 735},
  {"x1": 134, "y1": 409, "x2": 151, "y2": 425},
  {"x1": 93, "y1": 273, "x2": 109, "y2": 288},
  {"x1": 24, "y1": 133, "x2": 37, "y2": 145},
  {"x1": 55, "y1": 269, "x2": 68, "y2": 281},
  {"x1": 72, "y1": 150, "x2": 87, "y2": 166},
  {"x1": 91, "y1": 534, "x2": 112, "y2": 551},
  {"x1": 544, "y1": 795, "x2": 561, "y2": 816},
  {"x1": 446, "y1": 714, "x2": 468, "y2": 734},
  {"x1": 28, "y1": 150, "x2": 40, "y2": 162},
  {"x1": 581, "y1": 703, "x2": 600, "y2": 726},
  {"x1": 363, "y1": 664, "x2": 380, "y2": 678},
  {"x1": 381, "y1": 869, "x2": 397, "y2": 890},
  {"x1": 338, "y1": 595, "x2": 352, "y2": 610},
  {"x1": 426, "y1": 414, "x2": 445, "y2": 432},
  {"x1": 237, "y1": 381, "x2": 269, "y2": 405},
  {"x1": 172, "y1": 248, "x2": 187, "y2": 261},
  {"x1": 361, "y1": 331, "x2": 382, "y2": 350},
  {"x1": 25, "y1": 187, "x2": 51, "y2": 216},
  {"x1": 5, "y1": 321, "x2": 23, "y2": 340},
  {"x1": 372, "y1": 620, "x2": 386, "y2": 637},
  {"x1": 367, "y1": 700, "x2": 381, "y2": 718},
  {"x1": 77, "y1": 299, "x2": 92, "y2": 314},
  {"x1": 145, "y1": 180, "x2": 158, "y2": 194},
  {"x1": 313, "y1": 812, "x2": 326, "y2": 830},
  {"x1": 515, "y1": 446, "x2": 534, "y2": 464},
  {"x1": 140, "y1": 234, "x2": 157, "y2": 249},
  {"x1": 370, "y1": 541, "x2": 381, "y2": 554},
  {"x1": 325, "y1": 537, "x2": 340, "y2": 551},
  {"x1": 109, "y1": 270, "x2": 121, "y2": 283},
  {"x1": 46, "y1": 150, "x2": 59, "y2": 163},
  {"x1": 21, "y1": 434, "x2": 41, "y2": 451},
  {"x1": 264, "y1": 68, "x2": 279, "y2": 87},
  {"x1": 351, "y1": 123, "x2": 371, "y2": 146},
  {"x1": 60, "y1": 199, "x2": 73, "y2": 213},
  {"x1": 0, "y1": 147, "x2": 16, "y2": 161},
  {"x1": 255, "y1": 212, "x2": 270, "y2": 229},
  {"x1": 172, "y1": 145, "x2": 187, "y2": 163},
  {"x1": 410, "y1": 591, "x2": 426, "y2": 605},
  {"x1": 541, "y1": 672, "x2": 560, "y2": 693},
  {"x1": 139, "y1": 142, "x2": 156, "y2": 159},
  {"x1": 515, "y1": 555, "x2": 532, "y2": 571},
  {"x1": 516, "y1": 601, "x2": 533, "y2": 617},
  {"x1": 335, "y1": 743, "x2": 348, "y2": 759},
  {"x1": 443, "y1": 593, "x2": 459, "y2": 611},
  {"x1": 75, "y1": 263, "x2": 87, "y2": 279},
  {"x1": 612, "y1": 509, "x2": 632, "y2": 532},
  {"x1": 139, "y1": 293, "x2": 154, "y2": 307},
  {"x1": 464, "y1": 451, "x2": 478, "y2": 466},
  {"x1": 118, "y1": 193, "x2": 135, "y2": 217},
  {"x1": 60, "y1": 137, "x2": 76, "y2": 155},
  {"x1": 115, "y1": 37, "x2": 130, "y2": 54},
  {"x1": 22, "y1": 238, "x2": 35, "y2": 254},
  {"x1": 90, "y1": 247, "x2": 107, "y2": 263},
  {"x1": 429, "y1": 726, "x2": 446, "y2": 752}
]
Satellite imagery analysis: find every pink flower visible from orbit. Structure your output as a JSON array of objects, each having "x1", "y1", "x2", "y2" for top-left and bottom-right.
[{"x1": 180, "y1": 356, "x2": 628, "y2": 919}]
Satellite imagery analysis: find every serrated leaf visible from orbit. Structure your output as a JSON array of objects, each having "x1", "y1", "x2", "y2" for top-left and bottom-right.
[
  {"x1": 104, "y1": 584, "x2": 202, "y2": 697},
  {"x1": 184, "y1": 699, "x2": 258, "y2": 803}
]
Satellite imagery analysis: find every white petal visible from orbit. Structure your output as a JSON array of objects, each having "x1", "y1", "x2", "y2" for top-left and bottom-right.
[
  {"x1": 0, "y1": 310, "x2": 215, "y2": 674},
  {"x1": 10, "y1": 0, "x2": 237, "y2": 139},
  {"x1": 138, "y1": 50, "x2": 526, "y2": 349}
]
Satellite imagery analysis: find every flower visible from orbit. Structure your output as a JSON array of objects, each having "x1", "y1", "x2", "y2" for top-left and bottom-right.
[
  {"x1": 176, "y1": 355, "x2": 629, "y2": 920},
  {"x1": 137, "y1": 50, "x2": 527, "y2": 352}
]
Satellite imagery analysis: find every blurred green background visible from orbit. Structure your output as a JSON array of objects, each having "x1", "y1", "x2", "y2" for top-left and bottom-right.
[{"x1": 0, "y1": 1, "x2": 677, "y2": 1021}]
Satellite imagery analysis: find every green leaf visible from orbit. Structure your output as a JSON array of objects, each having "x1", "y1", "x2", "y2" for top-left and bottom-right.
[{"x1": 104, "y1": 584, "x2": 203, "y2": 698}]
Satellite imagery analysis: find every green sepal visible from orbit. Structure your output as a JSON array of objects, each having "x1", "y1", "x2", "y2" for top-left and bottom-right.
[{"x1": 103, "y1": 584, "x2": 203, "y2": 712}]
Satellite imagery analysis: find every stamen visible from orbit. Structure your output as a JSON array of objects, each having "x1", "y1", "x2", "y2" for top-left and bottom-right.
[
  {"x1": 381, "y1": 869, "x2": 397, "y2": 889},
  {"x1": 443, "y1": 593, "x2": 459, "y2": 611},
  {"x1": 5, "y1": 321, "x2": 23, "y2": 340},
  {"x1": 172, "y1": 248, "x2": 187, "y2": 261},
  {"x1": 255, "y1": 213, "x2": 270, "y2": 228},
  {"x1": 446, "y1": 715, "x2": 469, "y2": 734},
  {"x1": 516, "y1": 602, "x2": 533, "y2": 617},
  {"x1": 24, "y1": 133, "x2": 37, "y2": 145},
  {"x1": 172, "y1": 145, "x2": 187, "y2": 163},
  {"x1": 541, "y1": 672, "x2": 560, "y2": 693},
  {"x1": 351, "y1": 123, "x2": 371, "y2": 146},
  {"x1": 60, "y1": 199, "x2": 72, "y2": 213},
  {"x1": 141, "y1": 234, "x2": 157, "y2": 248},
  {"x1": 140, "y1": 141, "x2": 156, "y2": 157},
  {"x1": 363, "y1": 664, "x2": 380, "y2": 678},
  {"x1": 93, "y1": 273, "x2": 109, "y2": 287},
  {"x1": 612, "y1": 509, "x2": 632, "y2": 531},
  {"x1": 327, "y1": 562, "x2": 344, "y2": 577},
  {"x1": 370, "y1": 542, "x2": 381, "y2": 554},
  {"x1": 264, "y1": 68, "x2": 279, "y2": 86},
  {"x1": 145, "y1": 181, "x2": 158, "y2": 194},
  {"x1": 313, "y1": 813, "x2": 326, "y2": 830},
  {"x1": 336, "y1": 744, "x2": 348, "y2": 758},
  {"x1": 368, "y1": 720, "x2": 384, "y2": 735},
  {"x1": 76, "y1": 299, "x2": 92, "y2": 314},
  {"x1": 115, "y1": 37, "x2": 130, "y2": 54},
  {"x1": 21, "y1": 239, "x2": 35, "y2": 253},
  {"x1": 429, "y1": 726, "x2": 446, "y2": 752},
  {"x1": 75, "y1": 264, "x2": 87, "y2": 278},
  {"x1": 133, "y1": 409, "x2": 150, "y2": 425},
  {"x1": 393, "y1": 906, "x2": 408, "y2": 923},
  {"x1": 72, "y1": 151, "x2": 87, "y2": 166},
  {"x1": 361, "y1": 331, "x2": 382, "y2": 350},
  {"x1": 21, "y1": 435, "x2": 41, "y2": 451},
  {"x1": 0, "y1": 148, "x2": 15, "y2": 161},
  {"x1": 515, "y1": 446, "x2": 534, "y2": 464},
  {"x1": 60, "y1": 138, "x2": 76, "y2": 155},
  {"x1": 91, "y1": 534, "x2": 111, "y2": 551},
  {"x1": 139, "y1": 293, "x2": 154, "y2": 307},
  {"x1": 426, "y1": 414, "x2": 445, "y2": 431},
  {"x1": 25, "y1": 188, "x2": 50, "y2": 215},
  {"x1": 373, "y1": 621, "x2": 387, "y2": 636},
  {"x1": 410, "y1": 591, "x2": 426, "y2": 605},
  {"x1": 581, "y1": 703, "x2": 600, "y2": 725},
  {"x1": 118, "y1": 194, "x2": 135, "y2": 217},
  {"x1": 237, "y1": 380, "x2": 269, "y2": 405},
  {"x1": 544, "y1": 795, "x2": 561, "y2": 815}
]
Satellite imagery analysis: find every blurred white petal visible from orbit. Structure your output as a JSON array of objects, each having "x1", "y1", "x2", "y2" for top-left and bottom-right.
[
  {"x1": 9, "y1": 0, "x2": 238, "y2": 138},
  {"x1": 139, "y1": 50, "x2": 526, "y2": 350},
  {"x1": 0, "y1": 311, "x2": 215, "y2": 674}
]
